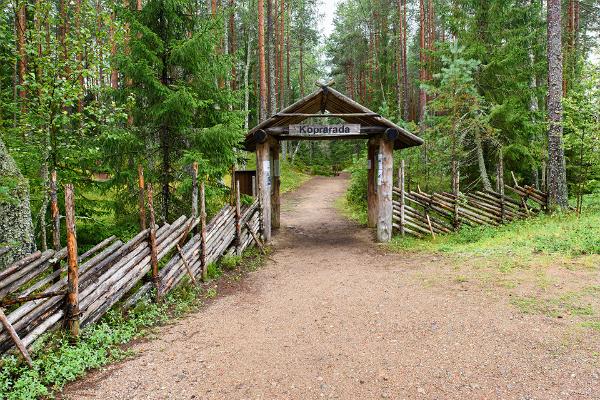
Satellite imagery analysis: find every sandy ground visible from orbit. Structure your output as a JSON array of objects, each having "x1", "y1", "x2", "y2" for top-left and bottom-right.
[{"x1": 63, "y1": 175, "x2": 600, "y2": 400}]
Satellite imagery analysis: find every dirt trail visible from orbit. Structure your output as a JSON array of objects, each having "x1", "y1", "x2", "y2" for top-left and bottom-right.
[{"x1": 65, "y1": 175, "x2": 599, "y2": 399}]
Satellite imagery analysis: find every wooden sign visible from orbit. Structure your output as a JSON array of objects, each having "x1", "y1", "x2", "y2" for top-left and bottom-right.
[{"x1": 289, "y1": 124, "x2": 360, "y2": 136}]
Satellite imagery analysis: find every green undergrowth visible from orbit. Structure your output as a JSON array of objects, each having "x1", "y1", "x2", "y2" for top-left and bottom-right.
[
  {"x1": 244, "y1": 158, "x2": 311, "y2": 194},
  {"x1": 0, "y1": 247, "x2": 267, "y2": 400},
  {"x1": 335, "y1": 195, "x2": 367, "y2": 226}
]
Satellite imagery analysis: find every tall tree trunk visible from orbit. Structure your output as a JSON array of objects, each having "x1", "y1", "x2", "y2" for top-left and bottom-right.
[
  {"x1": 299, "y1": 39, "x2": 304, "y2": 97},
  {"x1": 0, "y1": 139, "x2": 36, "y2": 268},
  {"x1": 418, "y1": 0, "x2": 427, "y2": 123},
  {"x1": 258, "y1": 0, "x2": 267, "y2": 121},
  {"x1": 546, "y1": 0, "x2": 568, "y2": 208},
  {"x1": 244, "y1": 36, "x2": 252, "y2": 130},
  {"x1": 229, "y1": 0, "x2": 237, "y2": 91},
  {"x1": 401, "y1": 0, "x2": 409, "y2": 119},
  {"x1": 474, "y1": 130, "x2": 492, "y2": 191},
  {"x1": 109, "y1": 10, "x2": 118, "y2": 89},
  {"x1": 267, "y1": 0, "x2": 276, "y2": 115},
  {"x1": 76, "y1": 0, "x2": 84, "y2": 113},
  {"x1": 16, "y1": 0, "x2": 27, "y2": 109}
]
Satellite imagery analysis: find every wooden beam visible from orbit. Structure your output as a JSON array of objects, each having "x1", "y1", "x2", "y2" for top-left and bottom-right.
[
  {"x1": 377, "y1": 138, "x2": 394, "y2": 242},
  {"x1": 256, "y1": 141, "x2": 272, "y2": 242},
  {"x1": 266, "y1": 126, "x2": 387, "y2": 135},
  {"x1": 277, "y1": 134, "x2": 370, "y2": 141}
]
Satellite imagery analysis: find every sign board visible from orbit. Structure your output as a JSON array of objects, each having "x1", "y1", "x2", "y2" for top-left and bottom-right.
[{"x1": 289, "y1": 124, "x2": 361, "y2": 136}]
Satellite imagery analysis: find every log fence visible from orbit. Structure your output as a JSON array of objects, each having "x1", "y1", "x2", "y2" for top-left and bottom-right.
[
  {"x1": 0, "y1": 168, "x2": 262, "y2": 363},
  {"x1": 393, "y1": 160, "x2": 549, "y2": 239}
]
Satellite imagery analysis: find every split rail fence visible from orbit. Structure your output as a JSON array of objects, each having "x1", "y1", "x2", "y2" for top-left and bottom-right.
[
  {"x1": 393, "y1": 160, "x2": 549, "y2": 238},
  {"x1": 0, "y1": 166, "x2": 263, "y2": 366}
]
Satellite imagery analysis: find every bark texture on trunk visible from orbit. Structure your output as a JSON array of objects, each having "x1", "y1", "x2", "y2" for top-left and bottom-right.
[
  {"x1": 546, "y1": 0, "x2": 568, "y2": 209},
  {"x1": 258, "y1": 0, "x2": 267, "y2": 121},
  {"x1": 0, "y1": 139, "x2": 36, "y2": 268},
  {"x1": 474, "y1": 130, "x2": 492, "y2": 191}
]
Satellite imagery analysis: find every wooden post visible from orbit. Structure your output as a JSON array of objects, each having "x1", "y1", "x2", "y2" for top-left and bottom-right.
[
  {"x1": 138, "y1": 165, "x2": 146, "y2": 231},
  {"x1": 50, "y1": 170, "x2": 60, "y2": 250},
  {"x1": 191, "y1": 162, "x2": 199, "y2": 220},
  {"x1": 377, "y1": 138, "x2": 394, "y2": 242},
  {"x1": 235, "y1": 180, "x2": 242, "y2": 255},
  {"x1": 200, "y1": 181, "x2": 207, "y2": 281},
  {"x1": 367, "y1": 139, "x2": 378, "y2": 228},
  {"x1": 398, "y1": 159, "x2": 405, "y2": 236},
  {"x1": 271, "y1": 141, "x2": 281, "y2": 229},
  {"x1": 64, "y1": 184, "x2": 80, "y2": 338},
  {"x1": 256, "y1": 141, "x2": 272, "y2": 242},
  {"x1": 146, "y1": 184, "x2": 160, "y2": 301},
  {"x1": 0, "y1": 308, "x2": 32, "y2": 367}
]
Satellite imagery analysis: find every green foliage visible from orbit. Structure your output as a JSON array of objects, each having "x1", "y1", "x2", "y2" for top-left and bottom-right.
[
  {"x1": 220, "y1": 254, "x2": 242, "y2": 271},
  {"x1": 0, "y1": 285, "x2": 200, "y2": 400}
]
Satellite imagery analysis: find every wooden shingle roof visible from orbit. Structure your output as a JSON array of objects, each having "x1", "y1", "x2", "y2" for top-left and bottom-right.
[{"x1": 244, "y1": 85, "x2": 423, "y2": 151}]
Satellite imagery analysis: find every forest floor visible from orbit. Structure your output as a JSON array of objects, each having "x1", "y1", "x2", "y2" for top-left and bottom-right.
[{"x1": 62, "y1": 174, "x2": 600, "y2": 399}]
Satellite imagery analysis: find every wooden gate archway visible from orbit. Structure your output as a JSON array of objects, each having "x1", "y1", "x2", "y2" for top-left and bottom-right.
[{"x1": 243, "y1": 83, "x2": 423, "y2": 243}]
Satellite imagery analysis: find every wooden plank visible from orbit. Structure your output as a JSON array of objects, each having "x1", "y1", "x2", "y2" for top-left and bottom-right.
[
  {"x1": 277, "y1": 113, "x2": 378, "y2": 118},
  {"x1": 271, "y1": 141, "x2": 281, "y2": 229},
  {"x1": 235, "y1": 181, "x2": 242, "y2": 254},
  {"x1": 0, "y1": 290, "x2": 67, "y2": 307},
  {"x1": 398, "y1": 160, "x2": 405, "y2": 236},
  {"x1": 64, "y1": 184, "x2": 80, "y2": 338},
  {"x1": 0, "y1": 252, "x2": 42, "y2": 282}
]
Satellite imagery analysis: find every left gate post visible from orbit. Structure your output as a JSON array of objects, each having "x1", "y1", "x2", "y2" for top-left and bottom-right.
[
  {"x1": 256, "y1": 140, "x2": 272, "y2": 242},
  {"x1": 377, "y1": 138, "x2": 394, "y2": 242}
]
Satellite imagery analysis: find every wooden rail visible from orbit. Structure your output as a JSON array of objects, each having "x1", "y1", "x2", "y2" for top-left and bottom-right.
[{"x1": 392, "y1": 161, "x2": 548, "y2": 239}]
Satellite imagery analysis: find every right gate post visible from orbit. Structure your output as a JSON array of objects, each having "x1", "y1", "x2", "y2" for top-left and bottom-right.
[
  {"x1": 377, "y1": 137, "x2": 394, "y2": 243},
  {"x1": 367, "y1": 138, "x2": 378, "y2": 228}
]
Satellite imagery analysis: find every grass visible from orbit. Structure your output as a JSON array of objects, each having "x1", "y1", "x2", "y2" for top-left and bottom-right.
[
  {"x1": 334, "y1": 196, "x2": 367, "y2": 226},
  {"x1": 0, "y1": 246, "x2": 268, "y2": 400},
  {"x1": 388, "y1": 205, "x2": 600, "y2": 260},
  {"x1": 243, "y1": 158, "x2": 311, "y2": 195}
]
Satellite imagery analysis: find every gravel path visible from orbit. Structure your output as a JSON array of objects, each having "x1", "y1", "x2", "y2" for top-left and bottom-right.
[{"x1": 64, "y1": 175, "x2": 599, "y2": 399}]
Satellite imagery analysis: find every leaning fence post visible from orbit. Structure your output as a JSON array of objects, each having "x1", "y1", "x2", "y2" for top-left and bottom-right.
[
  {"x1": 138, "y1": 165, "x2": 146, "y2": 231},
  {"x1": 398, "y1": 160, "x2": 405, "y2": 236},
  {"x1": 235, "y1": 180, "x2": 242, "y2": 254},
  {"x1": 200, "y1": 180, "x2": 208, "y2": 281},
  {"x1": 146, "y1": 184, "x2": 160, "y2": 302},
  {"x1": 64, "y1": 184, "x2": 80, "y2": 338}
]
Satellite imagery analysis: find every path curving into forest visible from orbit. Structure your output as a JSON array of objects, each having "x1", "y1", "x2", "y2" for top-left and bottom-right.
[{"x1": 63, "y1": 175, "x2": 599, "y2": 399}]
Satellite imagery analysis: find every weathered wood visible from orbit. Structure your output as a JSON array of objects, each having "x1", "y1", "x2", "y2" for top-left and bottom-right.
[
  {"x1": 146, "y1": 184, "x2": 160, "y2": 301},
  {"x1": 271, "y1": 141, "x2": 281, "y2": 229},
  {"x1": 64, "y1": 184, "x2": 80, "y2": 338},
  {"x1": 398, "y1": 160, "x2": 405, "y2": 236},
  {"x1": 0, "y1": 252, "x2": 42, "y2": 282},
  {"x1": 0, "y1": 247, "x2": 9, "y2": 258},
  {"x1": 0, "y1": 290, "x2": 67, "y2": 307},
  {"x1": 235, "y1": 181, "x2": 242, "y2": 254},
  {"x1": 367, "y1": 139, "x2": 377, "y2": 228},
  {"x1": 245, "y1": 221, "x2": 266, "y2": 255},
  {"x1": 256, "y1": 141, "x2": 271, "y2": 242},
  {"x1": 276, "y1": 112, "x2": 379, "y2": 118},
  {"x1": 0, "y1": 308, "x2": 32, "y2": 367},
  {"x1": 0, "y1": 250, "x2": 57, "y2": 298},
  {"x1": 200, "y1": 181, "x2": 207, "y2": 281},
  {"x1": 50, "y1": 170, "x2": 60, "y2": 251},
  {"x1": 377, "y1": 138, "x2": 394, "y2": 242},
  {"x1": 78, "y1": 236, "x2": 117, "y2": 263},
  {"x1": 176, "y1": 245, "x2": 196, "y2": 286},
  {"x1": 138, "y1": 165, "x2": 146, "y2": 231}
]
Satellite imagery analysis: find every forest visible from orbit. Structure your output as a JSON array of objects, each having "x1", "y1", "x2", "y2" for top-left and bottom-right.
[{"x1": 0, "y1": 0, "x2": 599, "y2": 267}]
